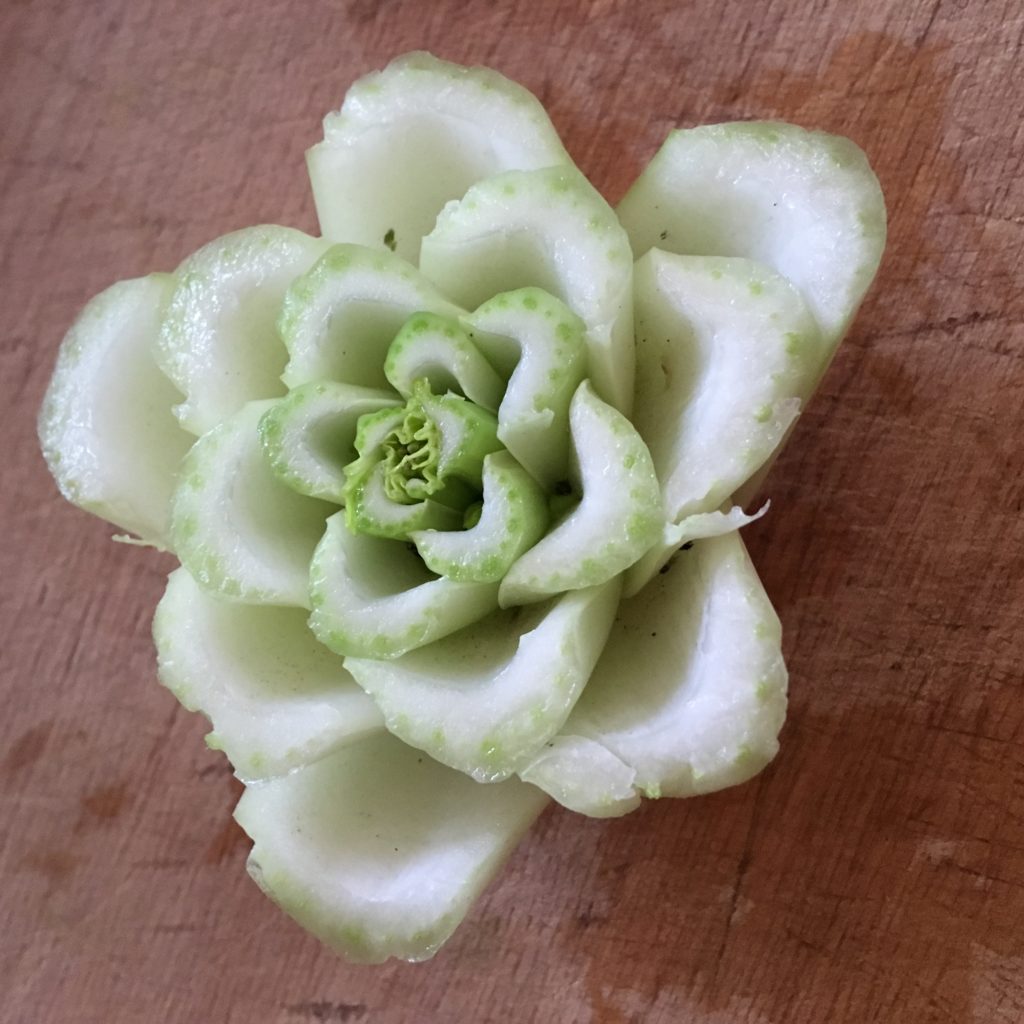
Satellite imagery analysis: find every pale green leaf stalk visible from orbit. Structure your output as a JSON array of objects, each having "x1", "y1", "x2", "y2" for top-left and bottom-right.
[
  {"x1": 155, "y1": 567, "x2": 385, "y2": 781},
  {"x1": 279, "y1": 243, "x2": 464, "y2": 390},
  {"x1": 347, "y1": 578, "x2": 620, "y2": 783},
  {"x1": 463, "y1": 287, "x2": 587, "y2": 490},
  {"x1": 170, "y1": 400, "x2": 333, "y2": 608},
  {"x1": 39, "y1": 274, "x2": 192, "y2": 548},
  {"x1": 235, "y1": 733, "x2": 547, "y2": 963},
  {"x1": 421, "y1": 167, "x2": 635, "y2": 414},
  {"x1": 308, "y1": 52, "x2": 572, "y2": 263},
  {"x1": 411, "y1": 451, "x2": 549, "y2": 583},
  {"x1": 384, "y1": 311, "x2": 504, "y2": 411},
  {"x1": 158, "y1": 226, "x2": 330, "y2": 436},
  {"x1": 498, "y1": 381, "x2": 662, "y2": 606},
  {"x1": 520, "y1": 533, "x2": 787, "y2": 815},
  {"x1": 309, "y1": 513, "x2": 500, "y2": 659},
  {"x1": 258, "y1": 381, "x2": 401, "y2": 503},
  {"x1": 617, "y1": 121, "x2": 886, "y2": 356},
  {"x1": 38, "y1": 51, "x2": 885, "y2": 963}
]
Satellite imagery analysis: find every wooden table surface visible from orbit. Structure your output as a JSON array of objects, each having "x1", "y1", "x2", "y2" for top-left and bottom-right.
[{"x1": 3, "y1": 1, "x2": 1022, "y2": 1021}]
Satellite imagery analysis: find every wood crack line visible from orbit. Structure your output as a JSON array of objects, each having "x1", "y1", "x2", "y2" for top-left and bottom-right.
[{"x1": 711, "y1": 772, "x2": 768, "y2": 983}]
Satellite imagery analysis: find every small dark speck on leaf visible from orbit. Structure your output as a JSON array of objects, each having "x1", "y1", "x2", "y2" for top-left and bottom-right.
[
  {"x1": 651, "y1": 632, "x2": 657, "y2": 638},
  {"x1": 681, "y1": 541, "x2": 693, "y2": 551},
  {"x1": 383, "y1": 228, "x2": 396, "y2": 251},
  {"x1": 659, "y1": 229, "x2": 668, "y2": 240},
  {"x1": 659, "y1": 563, "x2": 671, "y2": 575}
]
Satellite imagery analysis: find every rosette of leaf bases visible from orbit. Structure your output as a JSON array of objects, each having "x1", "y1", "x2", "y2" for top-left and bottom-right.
[{"x1": 39, "y1": 53, "x2": 885, "y2": 962}]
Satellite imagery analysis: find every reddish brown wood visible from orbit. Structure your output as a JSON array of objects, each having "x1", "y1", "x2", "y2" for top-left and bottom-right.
[{"x1": 3, "y1": 1, "x2": 1023, "y2": 1021}]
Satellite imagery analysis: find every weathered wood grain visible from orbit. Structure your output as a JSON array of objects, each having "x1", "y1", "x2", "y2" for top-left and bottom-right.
[{"x1": 2, "y1": 1, "x2": 1022, "y2": 1021}]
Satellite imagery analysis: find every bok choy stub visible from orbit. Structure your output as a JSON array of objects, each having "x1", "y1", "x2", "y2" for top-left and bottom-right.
[{"x1": 39, "y1": 51, "x2": 886, "y2": 962}]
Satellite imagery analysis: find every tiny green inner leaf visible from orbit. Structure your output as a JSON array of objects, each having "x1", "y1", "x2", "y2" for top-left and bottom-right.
[
  {"x1": 381, "y1": 391, "x2": 442, "y2": 504},
  {"x1": 342, "y1": 378, "x2": 503, "y2": 541},
  {"x1": 419, "y1": 385, "x2": 502, "y2": 490}
]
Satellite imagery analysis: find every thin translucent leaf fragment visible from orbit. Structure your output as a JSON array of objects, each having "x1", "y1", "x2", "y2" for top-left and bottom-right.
[
  {"x1": 346, "y1": 579, "x2": 620, "y2": 783},
  {"x1": 39, "y1": 274, "x2": 192, "y2": 548},
  {"x1": 463, "y1": 288, "x2": 587, "y2": 490},
  {"x1": 259, "y1": 381, "x2": 400, "y2": 503},
  {"x1": 171, "y1": 400, "x2": 333, "y2": 607},
  {"x1": 421, "y1": 167, "x2": 635, "y2": 413},
  {"x1": 499, "y1": 382, "x2": 662, "y2": 606},
  {"x1": 280, "y1": 244, "x2": 463, "y2": 391},
  {"x1": 624, "y1": 503, "x2": 768, "y2": 596},
  {"x1": 308, "y1": 51, "x2": 572, "y2": 263},
  {"x1": 155, "y1": 568, "x2": 383, "y2": 781},
  {"x1": 411, "y1": 452, "x2": 549, "y2": 583},
  {"x1": 157, "y1": 226, "x2": 329, "y2": 435},
  {"x1": 309, "y1": 513, "x2": 499, "y2": 658},
  {"x1": 235, "y1": 733, "x2": 548, "y2": 963},
  {"x1": 617, "y1": 122, "x2": 886, "y2": 349},
  {"x1": 520, "y1": 534, "x2": 787, "y2": 816}
]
